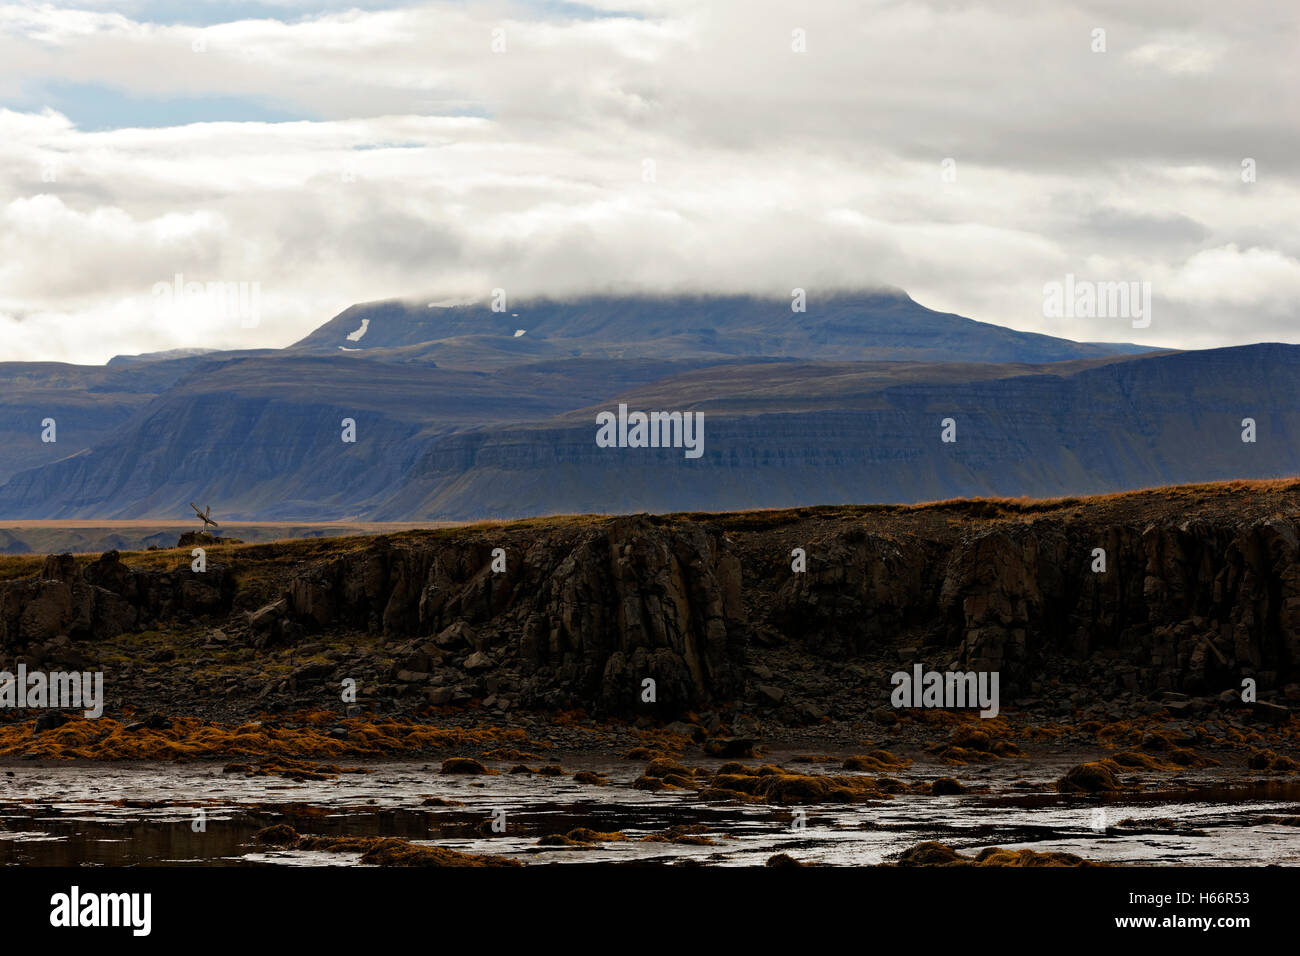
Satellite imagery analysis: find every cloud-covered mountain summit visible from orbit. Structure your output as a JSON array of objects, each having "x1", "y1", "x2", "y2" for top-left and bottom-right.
[{"x1": 2, "y1": 292, "x2": 1295, "y2": 523}]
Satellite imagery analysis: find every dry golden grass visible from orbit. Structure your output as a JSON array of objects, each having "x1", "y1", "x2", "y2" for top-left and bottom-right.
[
  {"x1": 0, "y1": 712, "x2": 531, "y2": 760},
  {"x1": 680, "y1": 476, "x2": 1300, "y2": 531}
]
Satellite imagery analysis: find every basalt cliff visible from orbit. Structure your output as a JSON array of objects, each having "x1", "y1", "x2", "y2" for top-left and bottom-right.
[{"x1": 1, "y1": 481, "x2": 1296, "y2": 726}]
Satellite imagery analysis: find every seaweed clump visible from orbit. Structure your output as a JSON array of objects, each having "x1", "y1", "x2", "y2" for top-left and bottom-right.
[
  {"x1": 890, "y1": 841, "x2": 1105, "y2": 867},
  {"x1": 440, "y1": 757, "x2": 491, "y2": 775},
  {"x1": 699, "y1": 764, "x2": 888, "y2": 804},
  {"x1": 1056, "y1": 761, "x2": 1120, "y2": 793},
  {"x1": 841, "y1": 751, "x2": 912, "y2": 772},
  {"x1": 253, "y1": 825, "x2": 519, "y2": 866}
]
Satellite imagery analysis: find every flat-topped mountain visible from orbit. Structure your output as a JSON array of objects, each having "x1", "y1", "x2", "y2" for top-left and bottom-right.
[
  {"x1": 0, "y1": 291, "x2": 1293, "y2": 525},
  {"x1": 289, "y1": 291, "x2": 1152, "y2": 367}
]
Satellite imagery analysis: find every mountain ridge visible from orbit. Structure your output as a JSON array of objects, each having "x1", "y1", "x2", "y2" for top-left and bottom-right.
[
  {"x1": 289, "y1": 291, "x2": 1154, "y2": 366},
  {"x1": 0, "y1": 291, "x2": 1291, "y2": 523}
]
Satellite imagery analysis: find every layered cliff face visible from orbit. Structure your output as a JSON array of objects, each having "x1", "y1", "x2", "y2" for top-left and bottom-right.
[
  {"x1": 5, "y1": 338, "x2": 1298, "y2": 522},
  {"x1": 764, "y1": 513, "x2": 1300, "y2": 699},
  {"x1": 0, "y1": 357, "x2": 208, "y2": 487},
  {"x1": 377, "y1": 344, "x2": 1300, "y2": 519},
  {"x1": 0, "y1": 291, "x2": 1162, "y2": 522},
  {"x1": 273, "y1": 517, "x2": 748, "y2": 716},
  {"x1": 1, "y1": 484, "x2": 1297, "y2": 719}
]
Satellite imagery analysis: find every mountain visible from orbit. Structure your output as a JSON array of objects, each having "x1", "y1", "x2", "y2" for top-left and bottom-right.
[
  {"x1": 107, "y1": 347, "x2": 220, "y2": 366},
  {"x1": 368, "y1": 344, "x2": 1300, "y2": 519},
  {"x1": 3, "y1": 291, "x2": 1293, "y2": 523},
  {"x1": 0, "y1": 357, "x2": 206, "y2": 486},
  {"x1": 288, "y1": 291, "x2": 1151, "y2": 367}
]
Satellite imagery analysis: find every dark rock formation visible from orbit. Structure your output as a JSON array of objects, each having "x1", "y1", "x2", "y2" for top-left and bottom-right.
[
  {"x1": 278, "y1": 517, "x2": 747, "y2": 717},
  {"x1": 177, "y1": 531, "x2": 244, "y2": 548},
  {"x1": 0, "y1": 550, "x2": 233, "y2": 650},
  {"x1": 256, "y1": 502, "x2": 1300, "y2": 712},
  {"x1": 765, "y1": 511, "x2": 1300, "y2": 699},
  {"x1": 1, "y1": 491, "x2": 1297, "y2": 719}
]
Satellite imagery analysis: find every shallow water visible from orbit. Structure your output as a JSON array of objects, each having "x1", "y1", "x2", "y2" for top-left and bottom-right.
[{"x1": 1, "y1": 753, "x2": 1297, "y2": 866}]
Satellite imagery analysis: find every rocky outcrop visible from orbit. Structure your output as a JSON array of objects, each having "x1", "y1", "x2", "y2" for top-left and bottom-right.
[
  {"x1": 770, "y1": 528, "x2": 940, "y2": 654},
  {"x1": 772, "y1": 513, "x2": 1300, "y2": 697},
  {"x1": 177, "y1": 531, "x2": 244, "y2": 548},
  {"x1": 268, "y1": 504, "x2": 1299, "y2": 712},
  {"x1": 276, "y1": 517, "x2": 747, "y2": 717},
  {"x1": 2, "y1": 493, "x2": 1297, "y2": 718},
  {"x1": 0, "y1": 550, "x2": 233, "y2": 651}
]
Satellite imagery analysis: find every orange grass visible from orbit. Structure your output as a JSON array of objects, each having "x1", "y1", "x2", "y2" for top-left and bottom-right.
[{"x1": 0, "y1": 712, "x2": 530, "y2": 760}]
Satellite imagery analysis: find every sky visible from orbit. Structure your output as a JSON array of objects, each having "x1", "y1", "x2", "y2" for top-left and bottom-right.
[{"x1": 0, "y1": 0, "x2": 1297, "y2": 364}]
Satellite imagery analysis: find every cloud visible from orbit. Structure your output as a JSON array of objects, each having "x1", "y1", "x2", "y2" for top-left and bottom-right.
[
  {"x1": 1127, "y1": 37, "x2": 1223, "y2": 75},
  {"x1": 0, "y1": 0, "x2": 1296, "y2": 363}
]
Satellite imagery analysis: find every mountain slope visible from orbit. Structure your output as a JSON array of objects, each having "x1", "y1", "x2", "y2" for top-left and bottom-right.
[
  {"x1": 358, "y1": 343, "x2": 1296, "y2": 519},
  {"x1": 0, "y1": 357, "x2": 216, "y2": 486},
  {"x1": 0, "y1": 354, "x2": 589, "y2": 520},
  {"x1": 1, "y1": 341, "x2": 1293, "y2": 521},
  {"x1": 289, "y1": 292, "x2": 1153, "y2": 368}
]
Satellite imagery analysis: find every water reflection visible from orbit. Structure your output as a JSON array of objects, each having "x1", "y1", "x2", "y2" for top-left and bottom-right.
[{"x1": 1, "y1": 757, "x2": 1296, "y2": 866}]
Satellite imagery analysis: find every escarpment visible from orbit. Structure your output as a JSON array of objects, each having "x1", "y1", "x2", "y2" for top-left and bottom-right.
[
  {"x1": 271, "y1": 516, "x2": 748, "y2": 716},
  {"x1": 0, "y1": 550, "x2": 234, "y2": 649},
  {"x1": 2, "y1": 486, "x2": 1298, "y2": 719},
  {"x1": 766, "y1": 513, "x2": 1300, "y2": 698}
]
